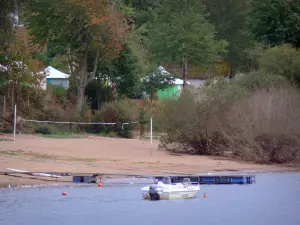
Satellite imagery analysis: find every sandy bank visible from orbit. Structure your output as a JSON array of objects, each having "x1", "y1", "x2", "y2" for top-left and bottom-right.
[{"x1": 0, "y1": 134, "x2": 295, "y2": 188}]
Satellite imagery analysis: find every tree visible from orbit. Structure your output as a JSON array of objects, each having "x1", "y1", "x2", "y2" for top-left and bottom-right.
[
  {"x1": 249, "y1": 0, "x2": 300, "y2": 48},
  {"x1": 107, "y1": 44, "x2": 143, "y2": 99},
  {"x1": 25, "y1": 0, "x2": 129, "y2": 110},
  {"x1": 147, "y1": 0, "x2": 228, "y2": 87},
  {"x1": 202, "y1": 0, "x2": 253, "y2": 73},
  {"x1": 0, "y1": 32, "x2": 43, "y2": 111},
  {"x1": 129, "y1": 0, "x2": 163, "y2": 28},
  {"x1": 0, "y1": 0, "x2": 18, "y2": 56},
  {"x1": 142, "y1": 66, "x2": 175, "y2": 101}
]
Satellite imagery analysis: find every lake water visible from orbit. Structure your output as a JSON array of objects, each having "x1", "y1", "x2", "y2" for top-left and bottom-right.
[{"x1": 0, "y1": 172, "x2": 300, "y2": 225}]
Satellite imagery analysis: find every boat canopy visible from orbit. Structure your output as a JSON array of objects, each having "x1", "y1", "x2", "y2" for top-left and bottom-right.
[
  {"x1": 183, "y1": 178, "x2": 191, "y2": 184},
  {"x1": 162, "y1": 177, "x2": 172, "y2": 184}
]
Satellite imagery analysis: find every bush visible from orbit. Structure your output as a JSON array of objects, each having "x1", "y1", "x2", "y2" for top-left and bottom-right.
[
  {"x1": 221, "y1": 85, "x2": 300, "y2": 164},
  {"x1": 48, "y1": 85, "x2": 68, "y2": 102},
  {"x1": 159, "y1": 78, "x2": 247, "y2": 155},
  {"x1": 138, "y1": 99, "x2": 165, "y2": 133},
  {"x1": 234, "y1": 70, "x2": 290, "y2": 91},
  {"x1": 1, "y1": 127, "x2": 13, "y2": 134},
  {"x1": 93, "y1": 99, "x2": 139, "y2": 138},
  {"x1": 158, "y1": 74, "x2": 300, "y2": 164},
  {"x1": 257, "y1": 44, "x2": 300, "y2": 85},
  {"x1": 34, "y1": 124, "x2": 58, "y2": 135}
]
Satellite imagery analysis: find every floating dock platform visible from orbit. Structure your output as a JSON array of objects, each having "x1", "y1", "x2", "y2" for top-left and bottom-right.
[
  {"x1": 71, "y1": 174, "x2": 256, "y2": 185},
  {"x1": 0, "y1": 170, "x2": 256, "y2": 185},
  {"x1": 155, "y1": 175, "x2": 255, "y2": 184}
]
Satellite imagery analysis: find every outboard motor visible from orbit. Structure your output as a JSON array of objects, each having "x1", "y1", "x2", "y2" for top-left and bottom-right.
[{"x1": 149, "y1": 186, "x2": 160, "y2": 200}]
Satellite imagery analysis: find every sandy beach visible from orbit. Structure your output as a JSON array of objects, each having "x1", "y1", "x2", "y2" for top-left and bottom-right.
[{"x1": 0, "y1": 134, "x2": 289, "y2": 187}]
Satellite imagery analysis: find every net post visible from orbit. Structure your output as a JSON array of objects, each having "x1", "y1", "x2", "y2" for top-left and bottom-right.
[
  {"x1": 150, "y1": 117, "x2": 153, "y2": 145},
  {"x1": 13, "y1": 104, "x2": 17, "y2": 143},
  {"x1": 3, "y1": 95, "x2": 6, "y2": 118}
]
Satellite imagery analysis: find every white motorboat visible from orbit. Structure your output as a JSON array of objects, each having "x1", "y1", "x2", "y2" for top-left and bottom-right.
[{"x1": 141, "y1": 177, "x2": 200, "y2": 200}]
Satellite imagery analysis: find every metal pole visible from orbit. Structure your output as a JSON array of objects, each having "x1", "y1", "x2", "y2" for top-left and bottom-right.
[
  {"x1": 150, "y1": 117, "x2": 153, "y2": 145},
  {"x1": 13, "y1": 104, "x2": 17, "y2": 143},
  {"x1": 3, "y1": 95, "x2": 6, "y2": 118}
]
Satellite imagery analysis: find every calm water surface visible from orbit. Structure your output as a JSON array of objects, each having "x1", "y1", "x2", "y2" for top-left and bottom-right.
[{"x1": 0, "y1": 172, "x2": 300, "y2": 225}]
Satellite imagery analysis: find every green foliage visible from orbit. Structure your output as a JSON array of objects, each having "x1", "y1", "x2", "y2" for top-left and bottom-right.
[
  {"x1": 257, "y1": 44, "x2": 300, "y2": 85},
  {"x1": 32, "y1": 41, "x2": 70, "y2": 71},
  {"x1": 126, "y1": 31, "x2": 156, "y2": 75},
  {"x1": 3, "y1": 128, "x2": 14, "y2": 134},
  {"x1": 148, "y1": 0, "x2": 228, "y2": 67},
  {"x1": 0, "y1": 34, "x2": 43, "y2": 86},
  {"x1": 249, "y1": 0, "x2": 300, "y2": 48},
  {"x1": 93, "y1": 99, "x2": 139, "y2": 138},
  {"x1": 25, "y1": 0, "x2": 128, "y2": 109},
  {"x1": 157, "y1": 71, "x2": 300, "y2": 164},
  {"x1": 202, "y1": 0, "x2": 253, "y2": 72},
  {"x1": 0, "y1": 0, "x2": 20, "y2": 54},
  {"x1": 35, "y1": 124, "x2": 58, "y2": 135},
  {"x1": 234, "y1": 70, "x2": 290, "y2": 91},
  {"x1": 84, "y1": 79, "x2": 111, "y2": 109},
  {"x1": 139, "y1": 108, "x2": 148, "y2": 125},
  {"x1": 126, "y1": 0, "x2": 162, "y2": 28},
  {"x1": 25, "y1": 0, "x2": 88, "y2": 51},
  {"x1": 243, "y1": 42, "x2": 266, "y2": 71},
  {"x1": 130, "y1": 0, "x2": 162, "y2": 10},
  {"x1": 142, "y1": 66, "x2": 176, "y2": 100},
  {"x1": 159, "y1": 80, "x2": 246, "y2": 155},
  {"x1": 107, "y1": 44, "x2": 143, "y2": 98},
  {"x1": 33, "y1": 123, "x2": 81, "y2": 137},
  {"x1": 48, "y1": 85, "x2": 68, "y2": 102}
]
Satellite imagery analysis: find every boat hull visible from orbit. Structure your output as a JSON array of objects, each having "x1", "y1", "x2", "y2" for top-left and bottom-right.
[
  {"x1": 142, "y1": 190, "x2": 198, "y2": 200},
  {"x1": 141, "y1": 185, "x2": 200, "y2": 200}
]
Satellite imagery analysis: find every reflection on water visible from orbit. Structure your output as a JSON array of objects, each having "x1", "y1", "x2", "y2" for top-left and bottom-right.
[{"x1": 0, "y1": 172, "x2": 300, "y2": 225}]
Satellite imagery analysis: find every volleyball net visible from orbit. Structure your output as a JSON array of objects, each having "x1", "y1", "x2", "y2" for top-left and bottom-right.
[{"x1": 12, "y1": 105, "x2": 153, "y2": 143}]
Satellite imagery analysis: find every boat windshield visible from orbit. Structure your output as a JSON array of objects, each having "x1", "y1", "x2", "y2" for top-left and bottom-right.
[
  {"x1": 162, "y1": 177, "x2": 172, "y2": 184},
  {"x1": 182, "y1": 178, "x2": 191, "y2": 185}
]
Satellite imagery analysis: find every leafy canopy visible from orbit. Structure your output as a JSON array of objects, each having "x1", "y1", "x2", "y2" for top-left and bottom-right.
[
  {"x1": 202, "y1": 0, "x2": 253, "y2": 72},
  {"x1": 105, "y1": 44, "x2": 143, "y2": 98},
  {"x1": 249, "y1": 0, "x2": 300, "y2": 48},
  {"x1": 147, "y1": 0, "x2": 228, "y2": 66},
  {"x1": 142, "y1": 66, "x2": 176, "y2": 100},
  {"x1": 25, "y1": 0, "x2": 128, "y2": 61}
]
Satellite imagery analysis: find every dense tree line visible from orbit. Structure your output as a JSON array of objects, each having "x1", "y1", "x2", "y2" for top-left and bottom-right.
[
  {"x1": 1, "y1": 0, "x2": 300, "y2": 106},
  {"x1": 1, "y1": 1, "x2": 300, "y2": 164}
]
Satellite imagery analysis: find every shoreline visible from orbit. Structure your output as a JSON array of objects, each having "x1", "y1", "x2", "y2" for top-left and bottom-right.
[
  {"x1": 1, "y1": 134, "x2": 299, "y2": 189},
  {"x1": 1, "y1": 167, "x2": 299, "y2": 189}
]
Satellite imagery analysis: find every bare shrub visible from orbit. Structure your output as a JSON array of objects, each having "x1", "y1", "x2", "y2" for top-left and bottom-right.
[
  {"x1": 222, "y1": 85, "x2": 300, "y2": 163},
  {"x1": 159, "y1": 78, "x2": 246, "y2": 155}
]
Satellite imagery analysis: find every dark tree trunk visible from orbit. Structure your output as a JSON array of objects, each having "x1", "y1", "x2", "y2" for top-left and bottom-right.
[{"x1": 77, "y1": 50, "x2": 88, "y2": 111}]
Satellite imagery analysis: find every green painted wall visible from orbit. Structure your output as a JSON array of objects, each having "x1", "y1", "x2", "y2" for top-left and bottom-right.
[
  {"x1": 157, "y1": 85, "x2": 180, "y2": 100},
  {"x1": 47, "y1": 78, "x2": 68, "y2": 89}
]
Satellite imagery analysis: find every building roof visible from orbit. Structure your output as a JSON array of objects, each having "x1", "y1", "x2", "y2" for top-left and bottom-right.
[
  {"x1": 44, "y1": 66, "x2": 70, "y2": 79},
  {"x1": 143, "y1": 66, "x2": 190, "y2": 85}
]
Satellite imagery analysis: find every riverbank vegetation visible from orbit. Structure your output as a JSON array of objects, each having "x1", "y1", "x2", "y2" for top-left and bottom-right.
[
  {"x1": 1, "y1": 0, "x2": 300, "y2": 165},
  {"x1": 159, "y1": 73, "x2": 300, "y2": 164}
]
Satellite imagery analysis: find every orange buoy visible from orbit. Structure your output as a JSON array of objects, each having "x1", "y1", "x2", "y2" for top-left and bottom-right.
[
  {"x1": 97, "y1": 182, "x2": 103, "y2": 187},
  {"x1": 62, "y1": 192, "x2": 67, "y2": 196},
  {"x1": 203, "y1": 192, "x2": 207, "y2": 198}
]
